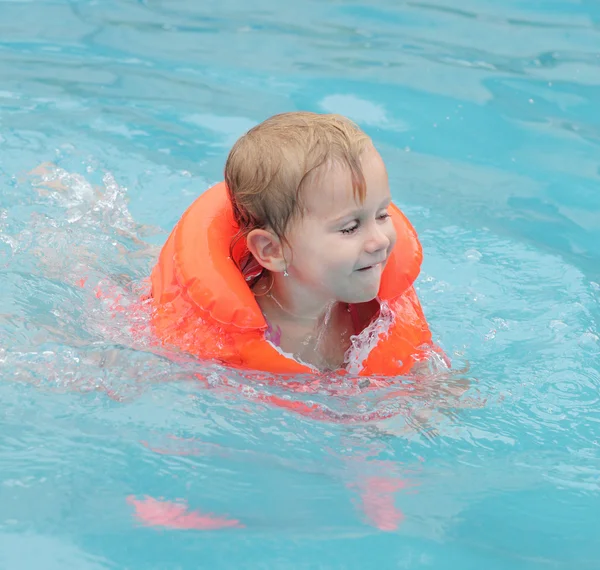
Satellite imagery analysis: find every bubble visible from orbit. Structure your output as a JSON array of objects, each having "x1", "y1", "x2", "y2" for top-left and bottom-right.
[
  {"x1": 578, "y1": 332, "x2": 599, "y2": 351},
  {"x1": 484, "y1": 329, "x2": 496, "y2": 341},
  {"x1": 549, "y1": 320, "x2": 569, "y2": 340},
  {"x1": 465, "y1": 248, "x2": 482, "y2": 262},
  {"x1": 0, "y1": 236, "x2": 15, "y2": 265},
  {"x1": 549, "y1": 320, "x2": 568, "y2": 331}
]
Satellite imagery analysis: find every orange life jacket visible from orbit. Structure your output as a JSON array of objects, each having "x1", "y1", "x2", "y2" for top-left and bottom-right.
[{"x1": 150, "y1": 182, "x2": 433, "y2": 376}]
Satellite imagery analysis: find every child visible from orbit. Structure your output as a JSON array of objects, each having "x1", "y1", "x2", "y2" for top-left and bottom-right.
[
  {"x1": 151, "y1": 111, "x2": 436, "y2": 377},
  {"x1": 226, "y1": 112, "x2": 410, "y2": 372}
]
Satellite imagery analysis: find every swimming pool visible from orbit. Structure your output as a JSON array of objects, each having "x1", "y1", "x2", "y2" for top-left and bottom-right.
[{"x1": 1, "y1": 0, "x2": 599, "y2": 567}]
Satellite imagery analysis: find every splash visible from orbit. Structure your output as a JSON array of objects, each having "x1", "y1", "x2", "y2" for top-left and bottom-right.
[
  {"x1": 344, "y1": 301, "x2": 396, "y2": 375},
  {"x1": 0, "y1": 162, "x2": 480, "y2": 431},
  {"x1": 0, "y1": 162, "x2": 167, "y2": 397}
]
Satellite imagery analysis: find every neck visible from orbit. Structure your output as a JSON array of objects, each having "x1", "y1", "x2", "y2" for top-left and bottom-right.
[
  {"x1": 253, "y1": 273, "x2": 356, "y2": 371},
  {"x1": 255, "y1": 273, "x2": 338, "y2": 328}
]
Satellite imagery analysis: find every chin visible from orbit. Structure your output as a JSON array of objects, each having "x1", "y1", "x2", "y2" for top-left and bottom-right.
[{"x1": 343, "y1": 288, "x2": 380, "y2": 304}]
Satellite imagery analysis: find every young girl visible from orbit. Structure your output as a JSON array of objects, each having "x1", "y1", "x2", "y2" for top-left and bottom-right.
[
  {"x1": 226, "y1": 112, "x2": 413, "y2": 372},
  {"x1": 151, "y1": 111, "x2": 436, "y2": 376}
]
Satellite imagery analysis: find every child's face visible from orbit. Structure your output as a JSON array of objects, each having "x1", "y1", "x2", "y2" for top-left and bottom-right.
[{"x1": 284, "y1": 146, "x2": 397, "y2": 304}]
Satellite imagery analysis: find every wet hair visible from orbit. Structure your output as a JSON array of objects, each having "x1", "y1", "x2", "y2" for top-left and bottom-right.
[{"x1": 225, "y1": 111, "x2": 372, "y2": 285}]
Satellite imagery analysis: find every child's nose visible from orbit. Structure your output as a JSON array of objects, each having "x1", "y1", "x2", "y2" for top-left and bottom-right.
[{"x1": 364, "y1": 225, "x2": 390, "y2": 253}]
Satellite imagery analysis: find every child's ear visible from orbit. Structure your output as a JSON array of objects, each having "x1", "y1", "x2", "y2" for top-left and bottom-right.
[{"x1": 246, "y1": 229, "x2": 287, "y2": 273}]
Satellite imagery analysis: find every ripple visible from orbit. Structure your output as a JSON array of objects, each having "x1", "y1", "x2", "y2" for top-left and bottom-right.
[{"x1": 537, "y1": 368, "x2": 600, "y2": 415}]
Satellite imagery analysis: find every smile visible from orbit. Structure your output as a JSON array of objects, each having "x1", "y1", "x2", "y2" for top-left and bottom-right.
[{"x1": 356, "y1": 262, "x2": 382, "y2": 272}]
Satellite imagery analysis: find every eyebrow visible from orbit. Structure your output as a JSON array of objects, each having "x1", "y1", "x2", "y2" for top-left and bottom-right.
[{"x1": 331, "y1": 197, "x2": 392, "y2": 224}]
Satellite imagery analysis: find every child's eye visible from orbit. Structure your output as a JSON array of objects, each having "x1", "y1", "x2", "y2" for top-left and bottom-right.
[
  {"x1": 377, "y1": 212, "x2": 391, "y2": 221},
  {"x1": 340, "y1": 222, "x2": 359, "y2": 235}
]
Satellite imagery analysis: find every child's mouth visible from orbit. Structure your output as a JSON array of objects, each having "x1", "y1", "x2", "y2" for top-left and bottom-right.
[{"x1": 356, "y1": 263, "x2": 381, "y2": 272}]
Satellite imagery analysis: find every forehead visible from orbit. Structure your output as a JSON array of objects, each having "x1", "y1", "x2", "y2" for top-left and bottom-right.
[{"x1": 301, "y1": 149, "x2": 389, "y2": 220}]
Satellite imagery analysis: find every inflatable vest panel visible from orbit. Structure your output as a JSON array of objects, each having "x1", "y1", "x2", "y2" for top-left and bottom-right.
[{"x1": 150, "y1": 183, "x2": 433, "y2": 376}]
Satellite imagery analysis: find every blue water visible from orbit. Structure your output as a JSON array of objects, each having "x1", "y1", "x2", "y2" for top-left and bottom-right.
[{"x1": 1, "y1": 0, "x2": 599, "y2": 568}]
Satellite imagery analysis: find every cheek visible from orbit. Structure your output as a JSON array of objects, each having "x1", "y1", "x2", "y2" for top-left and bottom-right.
[
  {"x1": 287, "y1": 233, "x2": 331, "y2": 273},
  {"x1": 324, "y1": 240, "x2": 358, "y2": 273},
  {"x1": 301, "y1": 237, "x2": 349, "y2": 276},
  {"x1": 387, "y1": 226, "x2": 398, "y2": 250},
  {"x1": 284, "y1": 227, "x2": 316, "y2": 262}
]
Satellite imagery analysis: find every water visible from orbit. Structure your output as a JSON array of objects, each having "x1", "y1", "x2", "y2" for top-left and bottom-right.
[{"x1": 1, "y1": 0, "x2": 599, "y2": 568}]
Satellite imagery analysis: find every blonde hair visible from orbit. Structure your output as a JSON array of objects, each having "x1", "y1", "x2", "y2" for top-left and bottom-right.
[{"x1": 225, "y1": 111, "x2": 372, "y2": 282}]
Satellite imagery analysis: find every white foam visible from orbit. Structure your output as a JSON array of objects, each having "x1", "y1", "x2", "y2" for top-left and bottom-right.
[{"x1": 343, "y1": 301, "x2": 395, "y2": 375}]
